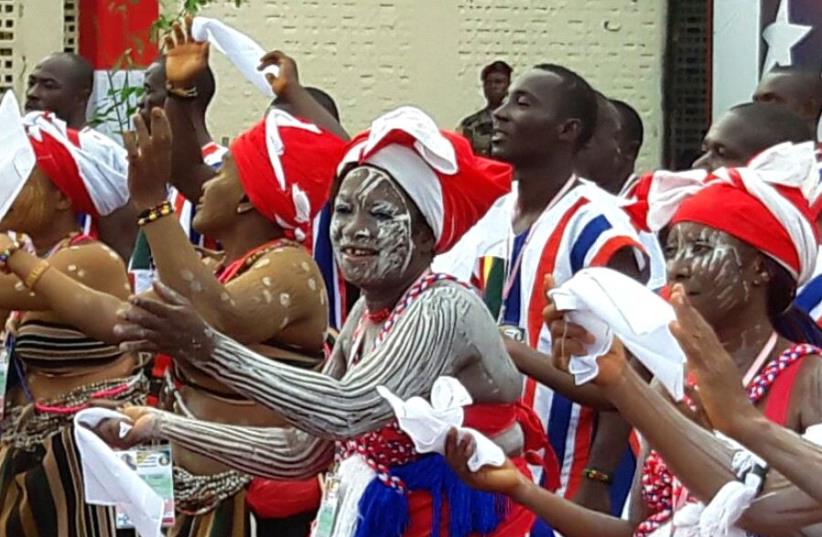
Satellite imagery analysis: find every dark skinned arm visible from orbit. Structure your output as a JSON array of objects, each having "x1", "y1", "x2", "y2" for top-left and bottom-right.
[
  {"x1": 96, "y1": 204, "x2": 139, "y2": 261},
  {"x1": 576, "y1": 246, "x2": 649, "y2": 511}
]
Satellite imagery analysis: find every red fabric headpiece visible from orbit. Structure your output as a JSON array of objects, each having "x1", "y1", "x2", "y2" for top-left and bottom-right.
[
  {"x1": 27, "y1": 129, "x2": 97, "y2": 216},
  {"x1": 338, "y1": 107, "x2": 512, "y2": 253},
  {"x1": 625, "y1": 142, "x2": 819, "y2": 284},
  {"x1": 671, "y1": 173, "x2": 812, "y2": 279},
  {"x1": 230, "y1": 109, "x2": 346, "y2": 241}
]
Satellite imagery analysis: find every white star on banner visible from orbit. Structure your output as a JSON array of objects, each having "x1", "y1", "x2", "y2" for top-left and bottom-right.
[{"x1": 762, "y1": 0, "x2": 813, "y2": 71}]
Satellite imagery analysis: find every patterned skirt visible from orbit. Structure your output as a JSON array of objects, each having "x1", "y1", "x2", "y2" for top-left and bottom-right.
[
  {"x1": 0, "y1": 373, "x2": 147, "y2": 537},
  {"x1": 170, "y1": 466, "x2": 316, "y2": 537}
]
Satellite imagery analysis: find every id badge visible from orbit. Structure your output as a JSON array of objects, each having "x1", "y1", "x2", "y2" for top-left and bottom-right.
[
  {"x1": 499, "y1": 324, "x2": 525, "y2": 342},
  {"x1": 0, "y1": 343, "x2": 11, "y2": 422},
  {"x1": 312, "y1": 471, "x2": 341, "y2": 537},
  {"x1": 115, "y1": 443, "x2": 175, "y2": 529}
]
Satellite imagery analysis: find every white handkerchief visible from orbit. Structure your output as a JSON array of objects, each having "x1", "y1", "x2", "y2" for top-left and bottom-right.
[
  {"x1": 73, "y1": 408, "x2": 164, "y2": 537},
  {"x1": 0, "y1": 92, "x2": 36, "y2": 223},
  {"x1": 548, "y1": 267, "x2": 685, "y2": 400},
  {"x1": 191, "y1": 17, "x2": 277, "y2": 98},
  {"x1": 376, "y1": 376, "x2": 506, "y2": 472}
]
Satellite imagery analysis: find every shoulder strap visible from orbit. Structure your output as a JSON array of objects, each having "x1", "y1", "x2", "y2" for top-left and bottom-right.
[{"x1": 764, "y1": 356, "x2": 809, "y2": 426}]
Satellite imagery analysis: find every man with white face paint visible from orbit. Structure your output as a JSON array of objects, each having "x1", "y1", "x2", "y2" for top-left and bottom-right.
[{"x1": 95, "y1": 106, "x2": 560, "y2": 537}]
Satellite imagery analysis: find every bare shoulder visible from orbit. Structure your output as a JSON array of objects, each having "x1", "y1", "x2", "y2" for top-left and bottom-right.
[
  {"x1": 794, "y1": 352, "x2": 822, "y2": 430},
  {"x1": 49, "y1": 240, "x2": 127, "y2": 273}
]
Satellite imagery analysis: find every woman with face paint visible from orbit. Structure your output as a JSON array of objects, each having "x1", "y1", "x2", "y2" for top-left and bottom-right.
[
  {"x1": 0, "y1": 93, "x2": 139, "y2": 536},
  {"x1": 93, "y1": 51, "x2": 347, "y2": 535},
  {"x1": 95, "y1": 107, "x2": 561, "y2": 537},
  {"x1": 445, "y1": 142, "x2": 822, "y2": 536}
]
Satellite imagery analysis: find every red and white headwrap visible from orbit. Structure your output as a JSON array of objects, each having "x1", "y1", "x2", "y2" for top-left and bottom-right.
[
  {"x1": 0, "y1": 91, "x2": 129, "y2": 220},
  {"x1": 337, "y1": 106, "x2": 512, "y2": 254},
  {"x1": 626, "y1": 142, "x2": 819, "y2": 285},
  {"x1": 230, "y1": 108, "x2": 346, "y2": 242}
]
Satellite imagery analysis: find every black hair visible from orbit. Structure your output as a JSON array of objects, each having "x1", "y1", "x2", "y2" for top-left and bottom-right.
[
  {"x1": 766, "y1": 65, "x2": 822, "y2": 110},
  {"x1": 728, "y1": 102, "x2": 814, "y2": 150},
  {"x1": 765, "y1": 258, "x2": 822, "y2": 346},
  {"x1": 270, "y1": 86, "x2": 340, "y2": 122},
  {"x1": 533, "y1": 63, "x2": 598, "y2": 151},
  {"x1": 305, "y1": 87, "x2": 340, "y2": 122},
  {"x1": 610, "y1": 98, "x2": 644, "y2": 149},
  {"x1": 481, "y1": 61, "x2": 513, "y2": 81},
  {"x1": 47, "y1": 52, "x2": 94, "y2": 94}
]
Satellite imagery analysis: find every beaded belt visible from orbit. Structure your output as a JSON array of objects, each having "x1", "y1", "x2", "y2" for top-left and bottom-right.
[
  {"x1": 174, "y1": 465, "x2": 252, "y2": 515},
  {"x1": 5, "y1": 373, "x2": 148, "y2": 451}
]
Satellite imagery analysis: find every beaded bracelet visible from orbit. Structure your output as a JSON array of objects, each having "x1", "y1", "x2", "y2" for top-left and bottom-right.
[
  {"x1": 582, "y1": 467, "x2": 613, "y2": 485},
  {"x1": 137, "y1": 201, "x2": 173, "y2": 227},
  {"x1": 0, "y1": 240, "x2": 21, "y2": 272},
  {"x1": 23, "y1": 260, "x2": 50, "y2": 289}
]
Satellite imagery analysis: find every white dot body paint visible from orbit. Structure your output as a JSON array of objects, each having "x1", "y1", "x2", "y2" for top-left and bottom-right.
[
  {"x1": 13, "y1": 282, "x2": 24, "y2": 292},
  {"x1": 67, "y1": 265, "x2": 77, "y2": 272},
  {"x1": 263, "y1": 290, "x2": 274, "y2": 304},
  {"x1": 76, "y1": 269, "x2": 86, "y2": 279},
  {"x1": 280, "y1": 316, "x2": 289, "y2": 329},
  {"x1": 255, "y1": 259, "x2": 271, "y2": 269},
  {"x1": 262, "y1": 277, "x2": 273, "y2": 287},
  {"x1": 220, "y1": 292, "x2": 231, "y2": 302},
  {"x1": 279, "y1": 293, "x2": 291, "y2": 307},
  {"x1": 301, "y1": 262, "x2": 310, "y2": 272},
  {"x1": 181, "y1": 270, "x2": 195, "y2": 282},
  {"x1": 308, "y1": 278, "x2": 317, "y2": 291},
  {"x1": 190, "y1": 280, "x2": 204, "y2": 293}
]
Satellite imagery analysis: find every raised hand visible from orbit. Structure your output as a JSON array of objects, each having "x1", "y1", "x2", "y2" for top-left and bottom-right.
[
  {"x1": 258, "y1": 50, "x2": 300, "y2": 97},
  {"x1": 541, "y1": 274, "x2": 627, "y2": 386},
  {"x1": 669, "y1": 283, "x2": 754, "y2": 433},
  {"x1": 443, "y1": 428, "x2": 529, "y2": 499},
  {"x1": 164, "y1": 15, "x2": 209, "y2": 87},
  {"x1": 113, "y1": 280, "x2": 216, "y2": 364},
  {"x1": 123, "y1": 108, "x2": 172, "y2": 211}
]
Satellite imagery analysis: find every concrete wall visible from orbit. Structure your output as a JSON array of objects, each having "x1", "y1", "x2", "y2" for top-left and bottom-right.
[
  {"x1": 197, "y1": 0, "x2": 668, "y2": 170},
  {"x1": 8, "y1": 0, "x2": 65, "y2": 96}
]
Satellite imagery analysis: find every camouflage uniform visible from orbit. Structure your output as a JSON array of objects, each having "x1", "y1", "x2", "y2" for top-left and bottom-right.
[{"x1": 459, "y1": 108, "x2": 494, "y2": 157}]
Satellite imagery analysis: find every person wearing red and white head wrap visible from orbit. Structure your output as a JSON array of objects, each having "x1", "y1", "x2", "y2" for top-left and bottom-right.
[
  {"x1": 610, "y1": 141, "x2": 822, "y2": 537},
  {"x1": 22, "y1": 111, "x2": 129, "y2": 219},
  {"x1": 101, "y1": 106, "x2": 556, "y2": 537},
  {"x1": 336, "y1": 106, "x2": 512, "y2": 254},
  {"x1": 0, "y1": 92, "x2": 144, "y2": 537},
  {"x1": 230, "y1": 108, "x2": 345, "y2": 243}
]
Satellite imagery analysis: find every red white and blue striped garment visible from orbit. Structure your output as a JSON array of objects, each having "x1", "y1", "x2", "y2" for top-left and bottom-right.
[{"x1": 437, "y1": 179, "x2": 649, "y2": 536}]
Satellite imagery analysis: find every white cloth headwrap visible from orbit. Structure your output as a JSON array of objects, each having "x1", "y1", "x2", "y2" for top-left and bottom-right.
[
  {"x1": 191, "y1": 17, "x2": 277, "y2": 98},
  {"x1": 548, "y1": 267, "x2": 686, "y2": 400},
  {"x1": 337, "y1": 106, "x2": 459, "y2": 244},
  {"x1": 635, "y1": 142, "x2": 818, "y2": 285},
  {"x1": 0, "y1": 92, "x2": 36, "y2": 222},
  {"x1": 23, "y1": 111, "x2": 129, "y2": 216}
]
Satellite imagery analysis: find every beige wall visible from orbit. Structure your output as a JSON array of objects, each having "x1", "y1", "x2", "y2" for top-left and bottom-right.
[
  {"x1": 199, "y1": 0, "x2": 667, "y2": 170},
  {"x1": 8, "y1": 0, "x2": 65, "y2": 96}
]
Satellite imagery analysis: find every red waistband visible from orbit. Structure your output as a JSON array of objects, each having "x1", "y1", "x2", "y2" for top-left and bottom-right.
[{"x1": 465, "y1": 401, "x2": 560, "y2": 492}]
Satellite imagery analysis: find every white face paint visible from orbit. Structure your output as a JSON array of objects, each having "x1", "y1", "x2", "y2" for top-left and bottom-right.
[
  {"x1": 330, "y1": 166, "x2": 415, "y2": 288},
  {"x1": 666, "y1": 223, "x2": 760, "y2": 325}
]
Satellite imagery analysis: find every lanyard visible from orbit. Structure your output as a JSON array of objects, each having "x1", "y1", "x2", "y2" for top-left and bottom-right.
[{"x1": 499, "y1": 176, "x2": 577, "y2": 325}]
